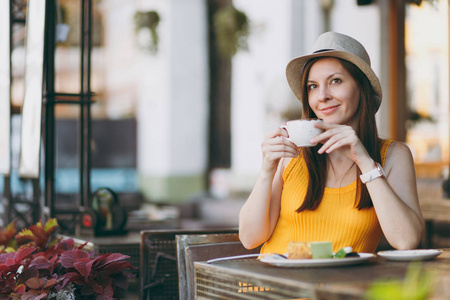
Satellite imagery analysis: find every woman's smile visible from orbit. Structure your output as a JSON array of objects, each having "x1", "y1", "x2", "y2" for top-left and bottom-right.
[{"x1": 320, "y1": 104, "x2": 340, "y2": 114}]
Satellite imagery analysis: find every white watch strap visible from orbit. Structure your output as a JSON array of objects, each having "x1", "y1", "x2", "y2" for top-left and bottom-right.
[{"x1": 360, "y1": 163, "x2": 385, "y2": 184}]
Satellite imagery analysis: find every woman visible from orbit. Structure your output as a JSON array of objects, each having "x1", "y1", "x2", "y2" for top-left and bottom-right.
[{"x1": 239, "y1": 32, "x2": 424, "y2": 255}]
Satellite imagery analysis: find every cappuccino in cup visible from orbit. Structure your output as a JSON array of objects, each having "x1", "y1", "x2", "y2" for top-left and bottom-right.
[{"x1": 281, "y1": 119, "x2": 323, "y2": 147}]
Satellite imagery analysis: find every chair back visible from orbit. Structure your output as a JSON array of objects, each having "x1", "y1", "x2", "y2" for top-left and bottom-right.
[
  {"x1": 140, "y1": 228, "x2": 238, "y2": 299},
  {"x1": 176, "y1": 232, "x2": 261, "y2": 300}
]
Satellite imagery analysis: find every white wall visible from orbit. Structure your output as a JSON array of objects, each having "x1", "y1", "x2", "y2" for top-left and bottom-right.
[
  {"x1": 230, "y1": 0, "x2": 294, "y2": 191},
  {"x1": 101, "y1": 0, "x2": 138, "y2": 118},
  {"x1": 169, "y1": 0, "x2": 208, "y2": 175},
  {"x1": 133, "y1": 0, "x2": 208, "y2": 179},
  {"x1": 0, "y1": 2, "x2": 11, "y2": 175},
  {"x1": 101, "y1": 0, "x2": 208, "y2": 200}
]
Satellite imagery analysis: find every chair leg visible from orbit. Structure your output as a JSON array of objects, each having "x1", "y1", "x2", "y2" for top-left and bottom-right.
[{"x1": 424, "y1": 220, "x2": 434, "y2": 249}]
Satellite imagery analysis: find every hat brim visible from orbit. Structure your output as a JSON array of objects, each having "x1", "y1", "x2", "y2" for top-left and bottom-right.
[{"x1": 286, "y1": 50, "x2": 382, "y2": 111}]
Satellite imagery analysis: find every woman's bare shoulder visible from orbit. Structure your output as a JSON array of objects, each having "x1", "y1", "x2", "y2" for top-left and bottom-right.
[
  {"x1": 386, "y1": 140, "x2": 413, "y2": 156},
  {"x1": 385, "y1": 141, "x2": 414, "y2": 168}
]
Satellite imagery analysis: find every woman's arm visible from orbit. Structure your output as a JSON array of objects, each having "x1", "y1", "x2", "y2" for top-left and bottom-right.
[
  {"x1": 239, "y1": 161, "x2": 284, "y2": 249},
  {"x1": 239, "y1": 128, "x2": 298, "y2": 249},
  {"x1": 361, "y1": 142, "x2": 424, "y2": 249}
]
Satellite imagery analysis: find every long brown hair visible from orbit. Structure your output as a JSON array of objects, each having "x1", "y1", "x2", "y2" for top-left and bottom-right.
[{"x1": 296, "y1": 57, "x2": 381, "y2": 212}]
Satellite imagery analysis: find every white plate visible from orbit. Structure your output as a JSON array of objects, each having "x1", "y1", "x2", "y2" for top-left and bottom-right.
[
  {"x1": 377, "y1": 249, "x2": 443, "y2": 261},
  {"x1": 260, "y1": 253, "x2": 375, "y2": 268}
]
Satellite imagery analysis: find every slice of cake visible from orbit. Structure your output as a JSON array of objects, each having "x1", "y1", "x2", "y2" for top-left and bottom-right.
[
  {"x1": 286, "y1": 241, "x2": 333, "y2": 259},
  {"x1": 286, "y1": 241, "x2": 312, "y2": 259},
  {"x1": 309, "y1": 241, "x2": 333, "y2": 259}
]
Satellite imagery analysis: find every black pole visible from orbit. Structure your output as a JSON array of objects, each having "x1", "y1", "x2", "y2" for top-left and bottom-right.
[
  {"x1": 79, "y1": 0, "x2": 92, "y2": 208},
  {"x1": 5, "y1": 0, "x2": 13, "y2": 225},
  {"x1": 84, "y1": 0, "x2": 93, "y2": 208},
  {"x1": 44, "y1": 0, "x2": 56, "y2": 218}
]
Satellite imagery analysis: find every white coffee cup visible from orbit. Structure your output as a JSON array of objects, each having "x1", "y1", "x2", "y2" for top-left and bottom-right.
[{"x1": 281, "y1": 119, "x2": 323, "y2": 147}]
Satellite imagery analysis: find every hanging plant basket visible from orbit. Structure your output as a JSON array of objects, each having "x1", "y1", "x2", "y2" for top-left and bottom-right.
[
  {"x1": 213, "y1": 6, "x2": 250, "y2": 58},
  {"x1": 134, "y1": 10, "x2": 161, "y2": 54}
]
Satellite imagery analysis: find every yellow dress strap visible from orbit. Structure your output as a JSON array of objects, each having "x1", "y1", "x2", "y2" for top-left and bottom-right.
[{"x1": 380, "y1": 139, "x2": 393, "y2": 167}]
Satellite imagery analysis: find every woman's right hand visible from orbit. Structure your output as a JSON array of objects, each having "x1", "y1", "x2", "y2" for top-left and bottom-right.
[{"x1": 261, "y1": 127, "x2": 299, "y2": 174}]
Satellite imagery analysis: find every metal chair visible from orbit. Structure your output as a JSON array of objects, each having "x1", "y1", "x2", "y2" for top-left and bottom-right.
[
  {"x1": 176, "y1": 232, "x2": 262, "y2": 300},
  {"x1": 140, "y1": 228, "x2": 238, "y2": 300}
]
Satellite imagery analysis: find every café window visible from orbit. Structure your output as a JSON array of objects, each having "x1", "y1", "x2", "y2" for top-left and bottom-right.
[
  {"x1": 51, "y1": 0, "x2": 138, "y2": 195},
  {"x1": 405, "y1": 0, "x2": 449, "y2": 178},
  {"x1": 6, "y1": 0, "x2": 138, "y2": 197}
]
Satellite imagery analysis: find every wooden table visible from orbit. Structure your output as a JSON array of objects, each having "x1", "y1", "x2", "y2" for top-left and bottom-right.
[{"x1": 194, "y1": 249, "x2": 450, "y2": 300}]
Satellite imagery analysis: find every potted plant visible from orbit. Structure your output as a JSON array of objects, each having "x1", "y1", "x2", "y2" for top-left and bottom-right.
[
  {"x1": 0, "y1": 219, "x2": 135, "y2": 299},
  {"x1": 213, "y1": 5, "x2": 250, "y2": 58},
  {"x1": 134, "y1": 11, "x2": 161, "y2": 53}
]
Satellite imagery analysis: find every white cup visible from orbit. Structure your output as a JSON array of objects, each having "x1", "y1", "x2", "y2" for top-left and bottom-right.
[{"x1": 281, "y1": 119, "x2": 323, "y2": 147}]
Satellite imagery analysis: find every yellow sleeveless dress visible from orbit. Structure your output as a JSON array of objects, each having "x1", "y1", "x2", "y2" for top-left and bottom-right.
[{"x1": 260, "y1": 140, "x2": 392, "y2": 255}]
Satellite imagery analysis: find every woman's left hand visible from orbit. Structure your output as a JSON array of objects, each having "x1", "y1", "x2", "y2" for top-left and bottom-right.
[{"x1": 310, "y1": 122, "x2": 370, "y2": 165}]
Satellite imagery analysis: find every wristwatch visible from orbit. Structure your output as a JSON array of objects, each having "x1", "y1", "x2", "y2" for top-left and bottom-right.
[{"x1": 360, "y1": 162, "x2": 386, "y2": 184}]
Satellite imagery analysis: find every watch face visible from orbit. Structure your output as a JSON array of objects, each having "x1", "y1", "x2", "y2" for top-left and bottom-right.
[{"x1": 376, "y1": 163, "x2": 386, "y2": 177}]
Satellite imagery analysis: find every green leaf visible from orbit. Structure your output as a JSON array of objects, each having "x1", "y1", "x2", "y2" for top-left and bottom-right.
[
  {"x1": 365, "y1": 262, "x2": 434, "y2": 300},
  {"x1": 44, "y1": 219, "x2": 58, "y2": 234}
]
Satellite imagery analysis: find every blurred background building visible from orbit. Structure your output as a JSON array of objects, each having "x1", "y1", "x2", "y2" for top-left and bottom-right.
[{"x1": 1, "y1": 0, "x2": 449, "y2": 227}]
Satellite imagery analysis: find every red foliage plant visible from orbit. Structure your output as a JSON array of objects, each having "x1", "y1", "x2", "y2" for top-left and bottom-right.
[
  {"x1": 0, "y1": 219, "x2": 136, "y2": 300},
  {"x1": 0, "y1": 223, "x2": 17, "y2": 248}
]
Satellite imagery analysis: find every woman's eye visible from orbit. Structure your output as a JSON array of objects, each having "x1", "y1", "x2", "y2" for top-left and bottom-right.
[
  {"x1": 331, "y1": 78, "x2": 341, "y2": 84},
  {"x1": 308, "y1": 84, "x2": 317, "y2": 90}
]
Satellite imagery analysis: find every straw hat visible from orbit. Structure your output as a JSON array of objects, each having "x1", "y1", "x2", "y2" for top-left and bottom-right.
[{"x1": 286, "y1": 31, "x2": 382, "y2": 111}]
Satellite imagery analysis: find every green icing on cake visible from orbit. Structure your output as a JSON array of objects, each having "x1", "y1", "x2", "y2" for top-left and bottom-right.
[{"x1": 309, "y1": 241, "x2": 333, "y2": 259}]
